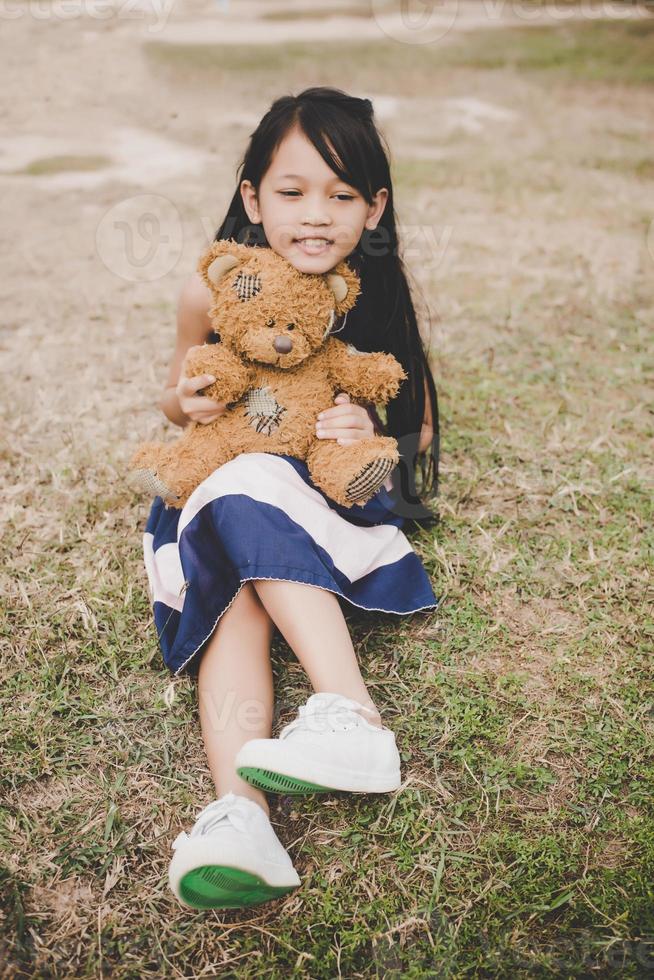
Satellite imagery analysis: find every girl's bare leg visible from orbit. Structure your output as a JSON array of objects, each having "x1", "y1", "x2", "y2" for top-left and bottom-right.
[
  {"x1": 250, "y1": 580, "x2": 383, "y2": 728},
  {"x1": 198, "y1": 581, "x2": 275, "y2": 816}
]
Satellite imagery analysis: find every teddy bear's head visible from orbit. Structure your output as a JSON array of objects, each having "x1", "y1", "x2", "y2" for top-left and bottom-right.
[{"x1": 197, "y1": 240, "x2": 361, "y2": 369}]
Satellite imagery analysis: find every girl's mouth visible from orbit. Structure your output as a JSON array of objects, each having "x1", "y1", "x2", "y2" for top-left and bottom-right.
[{"x1": 294, "y1": 238, "x2": 333, "y2": 256}]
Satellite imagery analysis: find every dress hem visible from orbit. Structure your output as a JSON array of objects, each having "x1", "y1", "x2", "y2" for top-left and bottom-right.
[{"x1": 171, "y1": 571, "x2": 439, "y2": 677}]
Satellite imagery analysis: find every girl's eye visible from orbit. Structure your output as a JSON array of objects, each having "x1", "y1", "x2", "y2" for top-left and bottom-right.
[{"x1": 278, "y1": 191, "x2": 354, "y2": 200}]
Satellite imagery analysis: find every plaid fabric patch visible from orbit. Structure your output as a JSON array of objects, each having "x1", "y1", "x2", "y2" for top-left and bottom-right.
[
  {"x1": 243, "y1": 386, "x2": 286, "y2": 436},
  {"x1": 232, "y1": 271, "x2": 262, "y2": 302},
  {"x1": 345, "y1": 456, "x2": 395, "y2": 503},
  {"x1": 131, "y1": 468, "x2": 179, "y2": 503}
]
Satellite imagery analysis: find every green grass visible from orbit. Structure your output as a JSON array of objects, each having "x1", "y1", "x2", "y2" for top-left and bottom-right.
[
  {"x1": 12, "y1": 154, "x2": 112, "y2": 175},
  {"x1": 579, "y1": 154, "x2": 654, "y2": 179},
  {"x1": 2, "y1": 10, "x2": 654, "y2": 979},
  {"x1": 145, "y1": 20, "x2": 654, "y2": 88},
  {"x1": 446, "y1": 19, "x2": 654, "y2": 85},
  {"x1": 2, "y1": 301, "x2": 652, "y2": 975}
]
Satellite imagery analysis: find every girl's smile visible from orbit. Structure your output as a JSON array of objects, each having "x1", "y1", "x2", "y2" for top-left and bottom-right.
[{"x1": 293, "y1": 237, "x2": 334, "y2": 256}]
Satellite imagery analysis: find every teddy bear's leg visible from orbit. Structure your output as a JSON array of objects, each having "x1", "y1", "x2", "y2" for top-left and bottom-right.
[
  {"x1": 130, "y1": 429, "x2": 234, "y2": 508},
  {"x1": 306, "y1": 436, "x2": 399, "y2": 508},
  {"x1": 129, "y1": 442, "x2": 180, "y2": 502}
]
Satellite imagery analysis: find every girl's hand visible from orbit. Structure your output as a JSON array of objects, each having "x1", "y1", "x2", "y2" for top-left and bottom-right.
[
  {"x1": 315, "y1": 392, "x2": 375, "y2": 446},
  {"x1": 176, "y1": 349, "x2": 228, "y2": 424}
]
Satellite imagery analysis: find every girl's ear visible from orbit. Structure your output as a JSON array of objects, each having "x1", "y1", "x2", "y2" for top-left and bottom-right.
[
  {"x1": 197, "y1": 239, "x2": 253, "y2": 288},
  {"x1": 324, "y1": 260, "x2": 361, "y2": 315}
]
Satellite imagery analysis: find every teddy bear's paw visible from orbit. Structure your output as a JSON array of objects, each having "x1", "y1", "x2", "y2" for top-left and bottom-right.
[
  {"x1": 345, "y1": 456, "x2": 396, "y2": 504},
  {"x1": 130, "y1": 468, "x2": 180, "y2": 504}
]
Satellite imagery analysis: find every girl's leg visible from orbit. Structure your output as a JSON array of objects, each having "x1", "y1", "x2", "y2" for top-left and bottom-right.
[
  {"x1": 198, "y1": 581, "x2": 275, "y2": 816},
  {"x1": 250, "y1": 580, "x2": 383, "y2": 728}
]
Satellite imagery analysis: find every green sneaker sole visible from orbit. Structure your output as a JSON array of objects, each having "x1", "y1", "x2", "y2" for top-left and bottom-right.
[
  {"x1": 237, "y1": 765, "x2": 331, "y2": 795},
  {"x1": 179, "y1": 865, "x2": 296, "y2": 909}
]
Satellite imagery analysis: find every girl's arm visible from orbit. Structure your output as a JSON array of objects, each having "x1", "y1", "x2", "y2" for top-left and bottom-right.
[
  {"x1": 367, "y1": 377, "x2": 434, "y2": 452},
  {"x1": 419, "y1": 377, "x2": 434, "y2": 453},
  {"x1": 160, "y1": 273, "x2": 215, "y2": 427}
]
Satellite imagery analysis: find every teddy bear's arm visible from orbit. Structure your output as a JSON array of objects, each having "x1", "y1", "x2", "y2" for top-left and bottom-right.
[
  {"x1": 323, "y1": 339, "x2": 407, "y2": 405},
  {"x1": 184, "y1": 343, "x2": 254, "y2": 403}
]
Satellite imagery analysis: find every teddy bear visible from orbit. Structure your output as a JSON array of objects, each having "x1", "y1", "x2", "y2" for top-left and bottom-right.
[{"x1": 129, "y1": 239, "x2": 407, "y2": 509}]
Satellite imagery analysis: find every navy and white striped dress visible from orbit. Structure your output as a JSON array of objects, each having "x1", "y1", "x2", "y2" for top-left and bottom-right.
[{"x1": 142, "y1": 446, "x2": 439, "y2": 676}]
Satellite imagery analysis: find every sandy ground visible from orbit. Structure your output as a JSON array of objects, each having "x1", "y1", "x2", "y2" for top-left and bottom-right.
[
  {"x1": 2, "y1": 1, "x2": 650, "y2": 347},
  {"x1": 154, "y1": 1, "x2": 650, "y2": 45}
]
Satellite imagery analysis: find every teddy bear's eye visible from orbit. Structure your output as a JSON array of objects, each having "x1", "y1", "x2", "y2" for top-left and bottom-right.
[
  {"x1": 266, "y1": 318, "x2": 275, "y2": 328},
  {"x1": 287, "y1": 323, "x2": 295, "y2": 331}
]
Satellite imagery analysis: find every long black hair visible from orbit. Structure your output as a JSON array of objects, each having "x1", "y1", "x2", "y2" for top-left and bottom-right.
[{"x1": 213, "y1": 86, "x2": 440, "y2": 528}]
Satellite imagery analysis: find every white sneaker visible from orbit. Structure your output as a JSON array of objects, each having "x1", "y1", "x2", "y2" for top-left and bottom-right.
[
  {"x1": 235, "y1": 692, "x2": 402, "y2": 795},
  {"x1": 168, "y1": 791, "x2": 301, "y2": 909}
]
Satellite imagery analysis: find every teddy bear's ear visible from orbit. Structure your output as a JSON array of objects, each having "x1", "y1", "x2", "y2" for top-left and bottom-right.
[
  {"x1": 324, "y1": 261, "x2": 361, "y2": 315},
  {"x1": 206, "y1": 254, "x2": 239, "y2": 286},
  {"x1": 197, "y1": 239, "x2": 251, "y2": 288}
]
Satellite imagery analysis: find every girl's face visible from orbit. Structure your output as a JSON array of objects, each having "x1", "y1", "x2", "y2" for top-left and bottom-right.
[{"x1": 240, "y1": 124, "x2": 388, "y2": 273}]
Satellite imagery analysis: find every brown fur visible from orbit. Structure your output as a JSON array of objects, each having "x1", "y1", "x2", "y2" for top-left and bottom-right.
[{"x1": 129, "y1": 240, "x2": 407, "y2": 508}]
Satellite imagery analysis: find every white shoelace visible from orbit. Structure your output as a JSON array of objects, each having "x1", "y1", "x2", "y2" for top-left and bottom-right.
[{"x1": 279, "y1": 698, "x2": 377, "y2": 740}]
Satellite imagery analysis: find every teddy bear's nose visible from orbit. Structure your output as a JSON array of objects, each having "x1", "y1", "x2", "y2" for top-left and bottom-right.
[{"x1": 273, "y1": 335, "x2": 293, "y2": 354}]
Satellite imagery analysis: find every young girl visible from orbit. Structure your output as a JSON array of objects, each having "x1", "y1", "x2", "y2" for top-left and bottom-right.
[{"x1": 142, "y1": 87, "x2": 440, "y2": 910}]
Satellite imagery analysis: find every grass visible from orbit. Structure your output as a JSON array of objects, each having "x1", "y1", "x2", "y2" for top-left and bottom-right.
[
  {"x1": 2, "y1": 8, "x2": 654, "y2": 979},
  {"x1": 11, "y1": 155, "x2": 112, "y2": 176},
  {"x1": 445, "y1": 19, "x2": 654, "y2": 85},
  {"x1": 145, "y1": 21, "x2": 654, "y2": 89}
]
